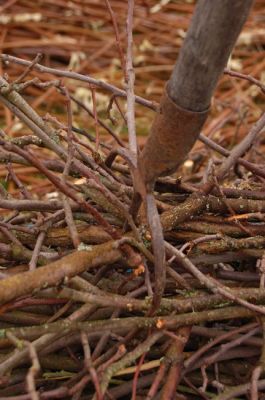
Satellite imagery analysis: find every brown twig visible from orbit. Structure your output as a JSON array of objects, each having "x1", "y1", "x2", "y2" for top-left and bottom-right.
[
  {"x1": 81, "y1": 331, "x2": 102, "y2": 400},
  {"x1": 104, "y1": 0, "x2": 127, "y2": 79},
  {"x1": 125, "y1": 0, "x2": 137, "y2": 155},
  {"x1": 224, "y1": 67, "x2": 265, "y2": 94},
  {"x1": 0, "y1": 54, "x2": 158, "y2": 110},
  {"x1": 165, "y1": 241, "x2": 265, "y2": 315}
]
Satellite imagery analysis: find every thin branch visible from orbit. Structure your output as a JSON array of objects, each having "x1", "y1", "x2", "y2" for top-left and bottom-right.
[
  {"x1": 224, "y1": 67, "x2": 265, "y2": 94},
  {"x1": 104, "y1": 0, "x2": 127, "y2": 79},
  {"x1": 126, "y1": 0, "x2": 137, "y2": 155},
  {"x1": 0, "y1": 54, "x2": 158, "y2": 110},
  {"x1": 165, "y1": 241, "x2": 265, "y2": 315}
]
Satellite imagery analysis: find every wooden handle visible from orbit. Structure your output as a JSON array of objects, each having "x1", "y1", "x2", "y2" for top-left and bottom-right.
[
  {"x1": 169, "y1": 0, "x2": 253, "y2": 111},
  {"x1": 139, "y1": 0, "x2": 253, "y2": 186}
]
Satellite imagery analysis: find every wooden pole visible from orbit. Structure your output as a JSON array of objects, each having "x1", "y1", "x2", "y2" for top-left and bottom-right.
[{"x1": 139, "y1": 0, "x2": 253, "y2": 187}]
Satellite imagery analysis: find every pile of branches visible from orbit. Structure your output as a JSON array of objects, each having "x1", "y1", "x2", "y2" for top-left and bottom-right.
[{"x1": 0, "y1": 1, "x2": 265, "y2": 399}]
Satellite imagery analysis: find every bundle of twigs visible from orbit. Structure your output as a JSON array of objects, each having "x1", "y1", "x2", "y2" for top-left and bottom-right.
[{"x1": 0, "y1": 1, "x2": 265, "y2": 399}]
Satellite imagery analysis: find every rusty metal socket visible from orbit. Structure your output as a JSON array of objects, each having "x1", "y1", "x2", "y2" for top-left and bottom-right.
[{"x1": 138, "y1": 85, "x2": 209, "y2": 188}]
